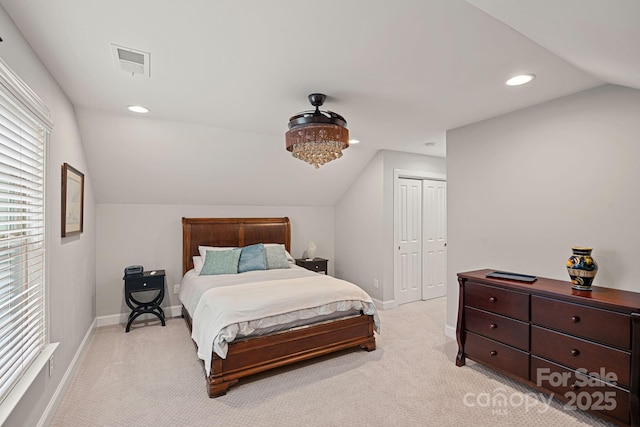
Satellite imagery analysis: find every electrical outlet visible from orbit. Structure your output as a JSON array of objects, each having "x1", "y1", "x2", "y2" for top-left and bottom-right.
[
  {"x1": 373, "y1": 279, "x2": 379, "y2": 289},
  {"x1": 173, "y1": 284, "x2": 181, "y2": 294},
  {"x1": 48, "y1": 356, "x2": 54, "y2": 378}
]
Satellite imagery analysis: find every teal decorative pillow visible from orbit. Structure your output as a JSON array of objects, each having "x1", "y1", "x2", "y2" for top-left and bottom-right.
[
  {"x1": 265, "y1": 245, "x2": 291, "y2": 270},
  {"x1": 238, "y1": 243, "x2": 266, "y2": 273},
  {"x1": 199, "y1": 248, "x2": 241, "y2": 275}
]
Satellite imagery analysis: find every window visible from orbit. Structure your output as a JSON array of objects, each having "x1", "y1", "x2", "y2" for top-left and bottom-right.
[{"x1": 0, "y1": 59, "x2": 52, "y2": 407}]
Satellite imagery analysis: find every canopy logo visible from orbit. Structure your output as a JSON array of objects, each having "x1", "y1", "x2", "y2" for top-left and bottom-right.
[{"x1": 462, "y1": 387, "x2": 554, "y2": 416}]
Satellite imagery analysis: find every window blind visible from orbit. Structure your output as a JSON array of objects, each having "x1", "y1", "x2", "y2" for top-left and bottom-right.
[{"x1": 0, "y1": 67, "x2": 48, "y2": 405}]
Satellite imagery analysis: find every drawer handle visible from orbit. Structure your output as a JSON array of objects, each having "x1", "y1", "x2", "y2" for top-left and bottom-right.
[
  {"x1": 488, "y1": 297, "x2": 497, "y2": 303},
  {"x1": 571, "y1": 316, "x2": 580, "y2": 323},
  {"x1": 489, "y1": 350, "x2": 497, "y2": 356},
  {"x1": 570, "y1": 348, "x2": 580, "y2": 356},
  {"x1": 489, "y1": 323, "x2": 497, "y2": 329}
]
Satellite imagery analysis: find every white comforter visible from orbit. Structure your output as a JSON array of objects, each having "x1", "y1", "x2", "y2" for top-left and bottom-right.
[{"x1": 180, "y1": 266, "x2": 379, "y2": 375}]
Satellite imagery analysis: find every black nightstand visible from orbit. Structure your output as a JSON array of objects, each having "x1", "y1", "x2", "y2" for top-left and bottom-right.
[
  {"x1": 295, "y1": 258, "x2": 328, "y2": 275},
  {"x1": 123, "y1": 270, "x2": 166, "y2": 332}
]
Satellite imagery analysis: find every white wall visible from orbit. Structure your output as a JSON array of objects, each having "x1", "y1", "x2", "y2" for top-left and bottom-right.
[
  {"x1": 335, "y1": 150, "x2": 446, "y2": 307},
  {"x1": 1, "y1": 6, "x2": 96, "y2": 427},
  {"x1": 96, "y1": 204, "x2": 334, "y2": 319},
  {"x1": 335, "y1": 152, "x2": 384, "y2": 300},
  {"x1": 446, "y1": 84, "x2": 640, "y2": 330}
]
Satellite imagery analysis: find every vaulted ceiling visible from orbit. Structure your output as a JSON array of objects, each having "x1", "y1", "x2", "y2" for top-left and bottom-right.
[{"x1": 1, "y1": 0, "x2": 637, "y2": 206}]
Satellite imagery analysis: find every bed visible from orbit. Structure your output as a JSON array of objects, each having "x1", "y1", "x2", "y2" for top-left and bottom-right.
[{"x1": 180, "y1": 217, "x2": 378, "y2": 398}]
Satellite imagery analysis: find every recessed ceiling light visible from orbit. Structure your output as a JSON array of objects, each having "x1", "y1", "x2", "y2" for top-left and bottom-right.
[
  {"x1": 127, "y1": 105, "x2": 149, "y2": 113},
  {"x1": 506, "y1": 74, "x2": 535, "y2": 86},
  {"x1": 349, "y1": 139, "x2": 360, "y2": 144}
]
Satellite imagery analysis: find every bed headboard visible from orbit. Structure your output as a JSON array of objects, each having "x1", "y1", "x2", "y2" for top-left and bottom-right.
[{"x1": 182, "y1": 217, "x2": 291, "y2": 274}]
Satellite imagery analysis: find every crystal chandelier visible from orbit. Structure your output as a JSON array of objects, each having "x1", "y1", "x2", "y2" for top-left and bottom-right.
[{"x1": 285, "y1": 93, "x2": 349, "y2": 169}]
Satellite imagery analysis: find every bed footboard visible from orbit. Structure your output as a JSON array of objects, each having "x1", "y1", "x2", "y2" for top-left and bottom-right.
[{"x1": 182, "y1": 307, "x2": 376, "y2": 398}]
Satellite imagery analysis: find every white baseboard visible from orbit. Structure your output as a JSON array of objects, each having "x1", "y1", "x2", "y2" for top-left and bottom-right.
[
  {"x1": 96, "y1": 305, "x2": 183, "y2": 328},
  {"x1": 37, "y1": 318, "x2": 96, "y2": 427},
  {"x1": 444, "y1": 324, "x2": 456, "y2": 340},
  {"x1": 372, "y1": 298, "x2": 396, "y2": 310}
]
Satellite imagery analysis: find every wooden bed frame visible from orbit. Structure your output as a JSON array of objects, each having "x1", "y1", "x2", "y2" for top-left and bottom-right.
[{"x1": 181, "y1": 217, "x2": 376, "y2": 398}]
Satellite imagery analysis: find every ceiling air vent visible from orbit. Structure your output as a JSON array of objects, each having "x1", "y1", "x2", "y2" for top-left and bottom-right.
[{"x1": 111, "y1": 44, "x2": 150, "y2": 77}]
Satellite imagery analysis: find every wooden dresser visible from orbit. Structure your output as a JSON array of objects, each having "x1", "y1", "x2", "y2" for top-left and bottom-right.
[{"x1": 456, "y1": 269, "x2": 640, "y2": 426}]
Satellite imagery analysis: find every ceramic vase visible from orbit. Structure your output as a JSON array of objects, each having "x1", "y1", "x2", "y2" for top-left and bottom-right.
[{"x1": 566, "y1": 246, "x2": 598, "y2": 291}]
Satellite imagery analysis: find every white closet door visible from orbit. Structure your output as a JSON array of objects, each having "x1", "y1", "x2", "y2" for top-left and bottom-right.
[
  {"x1": 422, "y1": 180, "x2": 447, "y2": 300},
  {"x1": 396, "y1": 178, "x2": 422, "y2": 305}
]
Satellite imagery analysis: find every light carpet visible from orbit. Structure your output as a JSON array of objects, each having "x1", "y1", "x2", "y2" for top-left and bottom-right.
[{"x1": 50, "y1": 298, "x2": 612, "y2": 426}]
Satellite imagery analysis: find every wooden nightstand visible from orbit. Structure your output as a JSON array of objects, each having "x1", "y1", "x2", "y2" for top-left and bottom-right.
[
  {"x1": 295, "y1": 258, "x2": 328, "y2": 275},
  {"x1": 123, "y1": 269, "x2": 166, "y2": 332}
]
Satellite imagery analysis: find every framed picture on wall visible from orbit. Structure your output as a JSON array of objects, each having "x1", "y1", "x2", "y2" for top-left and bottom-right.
[{"x1": 61, "y1": 163, "x2": 84, "y2": 237}]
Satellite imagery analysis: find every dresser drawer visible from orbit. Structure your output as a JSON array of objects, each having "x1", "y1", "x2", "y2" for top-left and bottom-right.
[
  {"x1": 531, "y1": 356, "x2": 629, "y2": 425},
  {"x1": 531, "y1": 326, "x2": 630, "y2": 388},
  {"x1": 295, "y1": 258, "x2": 328, "y2": 274},
  {"x1": 532, "y1": 296, "x2": 630, "y2": 349},
  {"x1": 464, "y1": 306, "x2": 529, "y2": 351},
  {"x1": 465, "y1": 282, "x2": 529, "y2": 321},
  {"x1": 465, "y1": 331, "x2": 529, "y2": 380}
]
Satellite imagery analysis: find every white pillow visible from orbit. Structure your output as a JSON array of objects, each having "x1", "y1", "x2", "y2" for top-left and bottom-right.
[
  {"x1": 192, "y1": 256, "x2": 204, "y2": 274},
  {"x1": 198, "y1": 245, "x2": 236, "y2": 259},
  {"x1": 263, "y1": 243, "x2": 295, "y2": 263}
]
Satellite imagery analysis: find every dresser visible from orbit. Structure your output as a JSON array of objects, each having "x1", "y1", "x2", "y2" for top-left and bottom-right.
[{"x1": 456, "y1": 269, "x2": 640, "y2": 426}]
